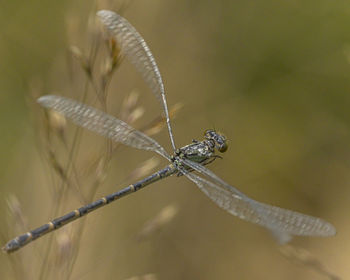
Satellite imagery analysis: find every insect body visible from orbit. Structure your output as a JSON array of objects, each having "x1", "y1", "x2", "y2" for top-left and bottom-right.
[{"x1": 3, "y1": 10, "x2": 335, "y2": 253}]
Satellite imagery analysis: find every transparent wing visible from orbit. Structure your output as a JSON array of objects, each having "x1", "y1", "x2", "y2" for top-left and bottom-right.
[
  {"x1": 180, "y1": 158, "x2": 336, "y2": 242},
  {"x1": 38, "y1": 95, "x2": 171, "y2": 160},
  {"x1": 97, "y1": 10, "x2": 176, "y2": 151}
]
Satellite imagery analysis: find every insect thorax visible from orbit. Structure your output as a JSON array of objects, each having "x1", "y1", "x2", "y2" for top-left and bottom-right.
[{"x1": 177, "y1": 140, "x2": 215, "y2": 165}]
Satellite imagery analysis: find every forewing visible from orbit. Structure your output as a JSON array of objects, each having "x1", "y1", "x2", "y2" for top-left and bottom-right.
[
  {"x1": 38, "y1": 95, "x2": 170, "y2": 160},
  {"x1": 180, "y1": 158, "x2": 336, "y2": 241},
  {"x1": 97, "y1": 10, "x2": 176, "y2": 151}
]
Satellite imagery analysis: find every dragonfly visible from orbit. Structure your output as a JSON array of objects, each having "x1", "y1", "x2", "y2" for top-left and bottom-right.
[{"x1": 3, "y1": 10, "x2": 336, "y2": 253}]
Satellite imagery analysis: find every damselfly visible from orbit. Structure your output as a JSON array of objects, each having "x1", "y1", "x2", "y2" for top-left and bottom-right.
[{"x1": 3, "y1": 10, "x2": 336, "y2": 253}]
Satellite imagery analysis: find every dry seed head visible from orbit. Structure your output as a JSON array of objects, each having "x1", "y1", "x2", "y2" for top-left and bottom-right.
[
  {"x1": 137, "y1": 204, "x2": 178, "y2": 240},
  {"x1": 121, "y1": 90, "x2": 140, "y2": 121},
  {"x1": 69, "y1": 45, "x2": 84, "y2": 61},
  {"x1": 279, "y1": 245, "x2": 339, "y2": 279},
  {"x1": 108, "y1": 37, "x2": 122, "y2": 67},
  {"x1": 48, "y1": 109, "x2": 67, "y2": 130},
  {"x1": 56, "y1": 230, "x2": 72, "y2": 250},
  {"x1": 97, "y1": 14, "x2": 121, "y2": 59},
  {"x1": 47, "y1": 109, "x2": 67, "y2": 141},
  {"x1": 69, "y1": 46, "x2": 91, "y2": 74},
  {"x1": 143, "y1": 123, "x2": 162, "y2": 136},
  {"x1": 143, "y1": 274, "x2": 158, "y2": 280},
  {"x1": 6, "y1": 195, "x2": 22, "y2": 220},
  {"x1": 280, "y1": 245, "x2": 318, "y2": 263},
  {"x1": 48, "y1": 149, "x2": 67, "y2": 181},
  {"x1": 101, "y1": 58, "x2": 113, "y2": 76},
  {"x1": 123, "y1": 90, "x2": 140, "y2": 110},
  {"x1": 95, "y1": 157, "x2": 107, "y2": 184},
  {"x1": 124, "y1": 274, "x2": 158, "y2": 280},
  {"x1": 169, "y1": 102, "x2": 184, "y2": 117},
  {"x1": 128, "y1": 158, "x2": 159, "y2": 181},
  {"x1": 55, "y1": 229, "x2": 73, "y2": 264},
  {"x1": 143, "y1": 103, "x2": 183, "y2": 136},
  {"x1": 128, "y1": 107, "x2": 145, "y2": 124},
  {"x1": 157, "y1": 204, "x2": 178, "y2": 225},
  {"x1": 5, "y1": 194, "x2": 28, "y2": 232}
]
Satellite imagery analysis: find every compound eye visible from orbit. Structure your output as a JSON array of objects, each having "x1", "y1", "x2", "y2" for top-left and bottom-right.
[{"x1": 218, "y1": 142, "x2": 228, "y2": 153}]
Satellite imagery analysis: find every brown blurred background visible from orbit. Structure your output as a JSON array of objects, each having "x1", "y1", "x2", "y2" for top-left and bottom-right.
[{"x1": 0, "y1": 0, "x2": 349, "y2": 279}]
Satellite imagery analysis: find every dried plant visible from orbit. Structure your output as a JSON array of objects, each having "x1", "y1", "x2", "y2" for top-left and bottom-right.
[
  {"x1": 2, "y1": 3, "x2": 181, "y2": 280},
  {"x1": 279, "y1": 245, "x2": 340, "y2": 280}
]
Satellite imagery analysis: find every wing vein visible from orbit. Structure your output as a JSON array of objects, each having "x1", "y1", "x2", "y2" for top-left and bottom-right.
[{"x1": 37, "y1": 95, "x2": 170, "y2": 160}]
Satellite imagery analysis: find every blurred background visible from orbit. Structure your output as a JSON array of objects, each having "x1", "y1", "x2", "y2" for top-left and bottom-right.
[{"x1": 0, "y1": 0, "x2": 349, "y2": 279}]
